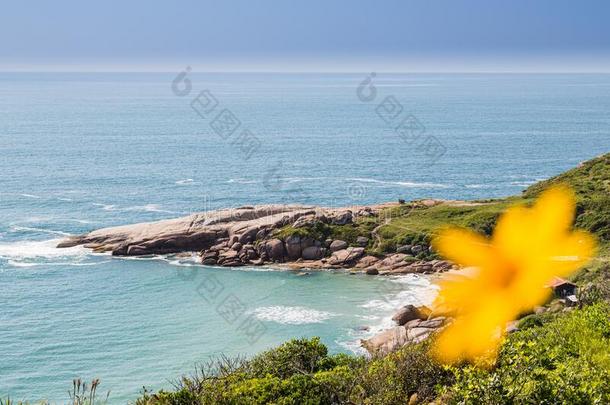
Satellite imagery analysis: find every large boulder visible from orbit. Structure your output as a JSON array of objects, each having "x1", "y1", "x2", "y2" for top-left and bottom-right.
[
  {"x1": 300, "y1": 237, "x2": 315, "y2": 250},
  {"x1": 406, "y1": 327, "x2": 434, "y2": 343},
  {"x1": 361, "y1": 326, "x2": 408, "y2": 355},
  {"x1": 328, "y1": 247, "x2": 365, "y2": 266},
  {"x1": 329, "y1": 210, "x2": 353, "y2": 225},
  {"x1": 265, "y1": 239, "x2": 285, "y2": 262},
  {"x1": 292, "y1": 214, "x2": 318, "y2": 228},
  {"x1": 302, "y1": 246, "x2": 323, "y2": 260},
  {"x1": 391, "y1": 304, "x2": 428, "y2": 326},
  {"x1": 329, "y1": 240, "x2": 348, "y2": 252},
  {"x1": 237, "y1": 227, "x2": 259, "y2": 244},
  {"x1": 285, "y1": 235, "x2": 302, "y2": 260},
  {"x1": 355, "y1": 255, "x2": 380, "y2": 269},
  {"x1": 417, "y1": 317, "x2": 445, "y2": 329}
]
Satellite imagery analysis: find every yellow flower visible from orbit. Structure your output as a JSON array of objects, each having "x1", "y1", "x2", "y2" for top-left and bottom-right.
[{"x1": 431, "y1": 186, "x2": 596, "y2": 364}]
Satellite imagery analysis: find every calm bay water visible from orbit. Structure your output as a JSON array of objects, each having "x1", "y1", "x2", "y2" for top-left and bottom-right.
[{"x1": 1, "y1": 73, "x2": 609, "y2": 402}]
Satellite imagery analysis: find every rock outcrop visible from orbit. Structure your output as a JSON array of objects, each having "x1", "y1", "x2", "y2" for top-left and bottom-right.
[
  {"x1": 57, "y1": 202, "x2": 456, "y2": 275},
  {"x1": 391, "y1": 304, "x2": 429, "y2": 325},
  {"x1": 362, "y1": 315, "x2": 448, "y2": 355},
  {"x1": 58, "y1": 205, "x2": 325, "y2": 256}
]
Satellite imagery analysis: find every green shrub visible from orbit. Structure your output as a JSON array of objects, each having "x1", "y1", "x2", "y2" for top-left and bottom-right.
[{"x1": 445, "y1": 304, "x2": 610, "y2": 404}]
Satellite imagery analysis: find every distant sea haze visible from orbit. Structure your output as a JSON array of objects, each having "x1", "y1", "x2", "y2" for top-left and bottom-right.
[{"x1": 0, "y1": 73, "x2": 609, "y2": 402}]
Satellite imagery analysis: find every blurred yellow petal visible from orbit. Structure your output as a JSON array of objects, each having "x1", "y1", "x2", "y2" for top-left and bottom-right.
[
  {"x1": 431, "y1": 185, "x2": 596, "y2": 364},
  {"x1": 434, "y1": 228, "x2": 494, "y2": 269}
]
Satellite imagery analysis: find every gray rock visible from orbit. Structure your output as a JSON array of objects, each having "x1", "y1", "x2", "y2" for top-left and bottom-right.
[
  {"x1": 265, "y1": 239, "x2": 285, "y2": 262},
  {"x1": 255, "y1": 228, "x2": 268, "y2": 240},
  {"x1": 126, "y1": 245, "x2": 148, "y2": 255},
  {"x1": 411, "y1": 244, "x2": 425, "y2": 254},
  {"x1": 231, "y1": 242, "x2": 243, "y2": 251},
  {"x1": 285, "y1": 235, "x2": 302, "y2": 260},
  {"x1": 356, "y1": 236, "x2": 369, "y2": 247},
  {"x1": 329, "y1": 240, "x2": 348, "y2": 252},
  {"x1": 406, "y1": 327, "x2": 433, "y2": 343},
  {"x1": 330, "y1": 210, "x2": 353, "y2": 225},
  {"x1": 417, "y1": 317, "x2": 444, "y2": 329},
  {"x1": 361, "y1": 326, "x2": 408, "y2": 355},
  {"x1": 300, "y1": 237, "x2": 315, "y2": 250},
  {"x1": 404, "y1": 319, "x2": 422, "y2": 328},
  {"x1": 396, "y1": 244, "x2": 412, "y2": 254},
  {"x1": 292, "y1": 214, "x2": 316, "y2": 228},
  {"x1": 391, "y1": 304, "x2": 427, "y2": 326},
  {"x1": 237, "y1": 227, "x2": 258, "y2": 244},
  {"x1": 221, "y1": 260, "x2": 244, "y2": 267},
  {"x1": 202, "y1": 250, "x2": 219, "y2": 259},
  {"x1": 328, "y1": 247, "x2": 365, "y2": 266},
  {"x1": 209, "y1": 242, "x2": 227, "y2": 252},
  {"x1": 355, "y1": 255, "x2": 380, "y2": 268},
  {"x1": 302, "y1": 246, "x2": 323, "y2": 260},
  {"x1": 219, "y1": 250, "x2": 239, "y2": 261},
  {"x1": 365, "y1": 267, "x2": 379, "y2": 275},
  {"x1": 202, "y1": 257, "x2": 217, "y2": 265}
]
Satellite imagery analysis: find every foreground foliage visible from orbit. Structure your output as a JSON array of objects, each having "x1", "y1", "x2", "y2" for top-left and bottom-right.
[
  {"x1": 444, "y1": 303, "x2": 610, "y2": 404},
  {"x1": 133, "y1": 304, "x2": 610, "y2": 405}
]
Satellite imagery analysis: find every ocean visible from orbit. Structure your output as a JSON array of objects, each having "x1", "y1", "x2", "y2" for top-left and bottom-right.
[{"x1": 1, "y1": 72, "x2": 609, "y2": 402}]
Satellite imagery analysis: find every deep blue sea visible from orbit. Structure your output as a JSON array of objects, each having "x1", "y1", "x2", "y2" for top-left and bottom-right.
[{"x1": 1, "y1": 73, "x2": 609, "y2": 402}]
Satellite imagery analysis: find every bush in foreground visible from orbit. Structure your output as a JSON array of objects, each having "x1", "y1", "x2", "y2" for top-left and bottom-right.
[{"x1": 135, "y1": 304, "x2": 610, "y2": 405}]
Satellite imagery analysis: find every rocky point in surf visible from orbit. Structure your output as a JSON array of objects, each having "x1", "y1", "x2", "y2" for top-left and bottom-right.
[{"x1": 57, "y1": 202, "x2": 456, "y2": 276}]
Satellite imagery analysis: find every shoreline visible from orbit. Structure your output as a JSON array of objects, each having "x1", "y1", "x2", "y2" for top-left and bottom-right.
[{"x1": 56, "y1": 202, "x2": 458, "y2": 354}]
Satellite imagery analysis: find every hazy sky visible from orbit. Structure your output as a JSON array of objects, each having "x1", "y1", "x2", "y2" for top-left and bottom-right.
[{"x1": 2, "y1": 0, "x2": 610, "y2": 72}]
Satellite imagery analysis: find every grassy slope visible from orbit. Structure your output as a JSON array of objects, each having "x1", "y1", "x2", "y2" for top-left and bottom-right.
[
  {"x1": 275, "y1": 153, "x2": 609, "y2": 262},
  {"x1": 379, "y1": 153, "x2": 610, "y2": 252}
]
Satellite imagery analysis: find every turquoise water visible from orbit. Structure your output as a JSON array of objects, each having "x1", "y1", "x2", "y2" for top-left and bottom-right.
[{"x1": 1, "y1": 73, "x2": 609, "y2": 402}]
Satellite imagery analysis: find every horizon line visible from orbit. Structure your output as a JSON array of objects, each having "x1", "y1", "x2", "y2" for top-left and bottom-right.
[{"x1": 3, "y1": 70, "x2": 610, "y2": 74}]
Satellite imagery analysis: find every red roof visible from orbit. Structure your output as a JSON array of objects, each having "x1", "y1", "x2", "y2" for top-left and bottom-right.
[{"x1": 546, "y1": 277, "x2": 577, "y2": 288}]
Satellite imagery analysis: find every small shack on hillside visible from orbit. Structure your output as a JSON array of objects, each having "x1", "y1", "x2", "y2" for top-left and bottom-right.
[{"x1": 546, "y1": 277, "x2": 578, "y2": 305}]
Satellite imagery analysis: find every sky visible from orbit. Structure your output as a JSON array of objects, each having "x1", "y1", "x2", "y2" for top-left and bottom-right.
[{"x1": 2, "y1": 0, "x2": 610, "y2": 72}]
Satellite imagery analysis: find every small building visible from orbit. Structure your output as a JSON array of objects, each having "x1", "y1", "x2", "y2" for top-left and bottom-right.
[{"x1": 546, "y1": 277, "x2": 578, "y2": 299}]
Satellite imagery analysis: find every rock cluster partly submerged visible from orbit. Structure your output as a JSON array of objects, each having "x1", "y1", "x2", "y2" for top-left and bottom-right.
[{"x1": 362, "y1": 304, "x2": 448, "y2": 355}]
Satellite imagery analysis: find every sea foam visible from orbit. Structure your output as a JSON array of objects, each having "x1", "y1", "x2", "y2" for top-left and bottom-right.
[{"x1": 251, "y1": 306, "x2": 336, "y2": 325}]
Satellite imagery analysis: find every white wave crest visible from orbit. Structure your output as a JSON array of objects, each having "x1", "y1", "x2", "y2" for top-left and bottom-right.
[
  {"x1": 359, "y1": 275, "x2": 439, "y2": 336},
  {"x1": 227, "y1": 178, "x2": 259, "y2": 184},
  {"x1": 0, "y1": 238, "x2": 86, "y2": 261},
  {"x1": 176, "y1": 178, "x2": 196, "y2": 185},
  {"x1": 346, "y1": 177, "x2": 450, "y2": 188},
  {"x1": 92, "y1": 203, "x2": 176, "y2": 214},
  {"x1": 251, "y1": 306, "x2": 336, "y2": 325},
  {"x1": 10, "y1": 226, "x2": 72, "y2": 236}
]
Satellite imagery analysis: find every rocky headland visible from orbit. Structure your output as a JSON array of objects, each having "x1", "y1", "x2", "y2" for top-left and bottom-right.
[{"x1": 57, "y1": 202, "x2": 456, "y2": 276}]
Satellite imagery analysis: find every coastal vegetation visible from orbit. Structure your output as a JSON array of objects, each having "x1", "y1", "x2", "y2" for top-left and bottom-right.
[
  {"x1": 6, "y1": 154, "x2": 609, "y2": 404},
  {"x1": 134, "y1": 303, "x2": 610, "y2": 404},
  {"x1": 131, "y1": 153, "x2": 610, "y2": 404}
]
